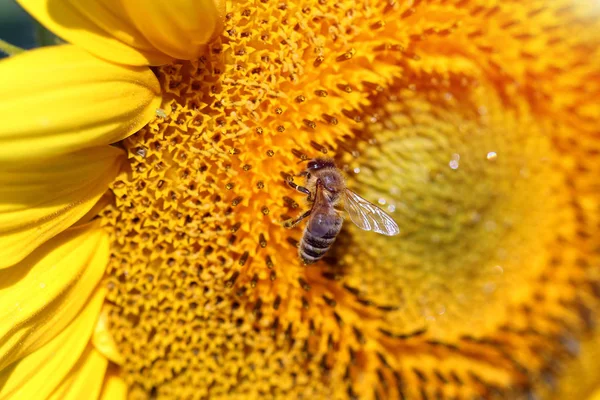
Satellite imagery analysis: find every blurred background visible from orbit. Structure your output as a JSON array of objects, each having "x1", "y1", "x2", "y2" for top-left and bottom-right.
[{"x1": 0, "y1": 0, "x2": 39, "y2": 56}]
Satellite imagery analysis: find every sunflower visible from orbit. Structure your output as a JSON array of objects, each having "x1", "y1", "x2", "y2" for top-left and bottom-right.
[{"x1": 1, "y1": 0, "x2": 599, "y2": 399}]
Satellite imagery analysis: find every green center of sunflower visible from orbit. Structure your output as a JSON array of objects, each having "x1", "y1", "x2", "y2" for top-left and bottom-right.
[{"x1": 336, "y1": 77, "x2": 566, "y2": 339}]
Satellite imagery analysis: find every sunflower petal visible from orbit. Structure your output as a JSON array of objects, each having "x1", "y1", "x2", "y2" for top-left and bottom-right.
[
  {"x1": 0, "y1": 224, "x2": 108, "y2": 371},
  {"x1": 0, "y1": 288, "x2": 105, "y2": 399},
  {"x1": 0, "y1": 146, "x2": 123, "y2": 268},
  {"x1": 18, "y1": 0, "x2": 224, "y2": 65},
  {"x1": 122, "y1": 0, "x2": 226, "y2": 60},
  {"x1": 0, "y1": 44, "x2": 161, "y2": 162},
  {"x1": 92, "y1": 306, "x2": 125, "y2": 365},
  {"x1": 73, "y1": 191, "x2": 115, "y2": 227},
  {"x1": 48, "y1": 346, "x2": 108, "y2": 400},
  {"x1": 17, "y1": 0, "x2": 171, "y2": 66},
  {"x1": 99, "y1": 365, "x2": 128, "y2": 400}
]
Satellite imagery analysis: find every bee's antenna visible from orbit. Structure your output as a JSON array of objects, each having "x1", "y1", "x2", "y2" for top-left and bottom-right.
[{"x1": 297, "y1": 156, "x2": 314, "y2": 165}]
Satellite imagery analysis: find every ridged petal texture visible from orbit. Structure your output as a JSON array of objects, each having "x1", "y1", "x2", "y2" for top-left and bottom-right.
[
  {"x1": 99, "y1": 366, "x2": 128, "y2": 400},
  {"x1": 0, "y1": 44, "x2": 161, "y2": 162},
  {"x1": 0, "y1": 224, "x2": 108, "y2": 372},
  {"x1": 0, "y1": 146, "x2": 124, "y2": 268},
  {"x1": 0, "y1": 287, "x2": 106, "y2": 399},
  {"x1": 121, "y1": 0, "x2": 226, "y2": 61},
  {"x1": 92, "y1": 307, "x2": 125, "y2": 365},
  {"x1": 17, "y1": 0, "x2": 225, "y2": 66},
  {"x1": 47, "y1": 346, "x2": 108, "y2": 400}
]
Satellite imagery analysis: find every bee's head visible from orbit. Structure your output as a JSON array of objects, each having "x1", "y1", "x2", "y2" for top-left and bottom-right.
[{"x1": 307, "y1": 158, "x2": 335, "y2": 171}]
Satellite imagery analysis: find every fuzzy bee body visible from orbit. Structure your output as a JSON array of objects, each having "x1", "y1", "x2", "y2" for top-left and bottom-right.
[
  {"x1": 299, "y1": 208, "x2": 343, "y2": 264},
  {"x1": 285, "y1": 158, "x2": 400, "y2": 265}
]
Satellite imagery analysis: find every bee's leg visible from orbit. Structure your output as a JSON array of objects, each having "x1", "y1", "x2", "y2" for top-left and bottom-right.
[
  {"x1": 283, "y1": 209, "x2": 312, "y2": 228},
  {"x1": 287, "y1": 181, "x2": 311, "y2": 198}
]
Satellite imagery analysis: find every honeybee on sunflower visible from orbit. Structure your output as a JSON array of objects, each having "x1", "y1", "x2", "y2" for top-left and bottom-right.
[{"x1": 0, "y1": 0, "x2": 599, "y2": 399}]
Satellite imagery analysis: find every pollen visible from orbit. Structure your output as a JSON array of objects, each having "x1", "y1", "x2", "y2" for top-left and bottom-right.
[{"x1": 100, "y1": 0, "x2": 600, "y2": 399}]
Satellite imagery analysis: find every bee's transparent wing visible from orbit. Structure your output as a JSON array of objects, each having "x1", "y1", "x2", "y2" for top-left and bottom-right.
[{"x1": 342, "y1": 189, "x2": 400, "y2": 236}]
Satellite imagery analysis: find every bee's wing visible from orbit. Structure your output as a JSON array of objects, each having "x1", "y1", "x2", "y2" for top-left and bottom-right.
[{"x1": 342, "y1": 189, "x2": 400, "y2": 236}]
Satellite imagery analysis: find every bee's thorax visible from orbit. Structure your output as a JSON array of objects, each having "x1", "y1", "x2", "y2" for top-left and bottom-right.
[{"x1": 307, "y1": 167, "x2": 345, "y2": 206}]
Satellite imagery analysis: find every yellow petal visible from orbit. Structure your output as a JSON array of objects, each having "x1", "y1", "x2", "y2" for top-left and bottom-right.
[
  {"x1": 122, "y1": 0, "x2": 226, "y2": 60},
  {"x1": 0, "y1": 146, "x2": 123, "y2": 268},
  {"x1": 48, "y1": 346, "x2": 108, "y2": 400},
  {"x1": 17, "y1": 0, "x2": 171, "y2": 66},
  {"x1": 99, "y1": 365, "x2": 127, "y2": 400},
  {"x1": 92, "y1": 306, "x2": 124, "y2": 365},
  {"x1": 18, "y1": 0, "x2": 225, "y2": 65},
  {"x1": 74, "y1": 191, "x2": 115, "y2": 227},
  {"x1": 0, "y1": 224, "x2": 108, "y2": 371},
  {"x1": 0, "y1": 288, "x2": 105, "y2": 400},
  {"x1": 0, "y1": 44, "x2": 161, "y2": 162}
]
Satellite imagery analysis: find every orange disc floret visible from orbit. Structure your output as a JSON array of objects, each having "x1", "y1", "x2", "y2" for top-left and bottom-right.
[{"x1": 100, "y1": 0, "x2": 600, "y2": 398}]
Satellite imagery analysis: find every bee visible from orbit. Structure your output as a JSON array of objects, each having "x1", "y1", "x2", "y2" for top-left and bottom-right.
[{"x1": 284, "y1": 158, "x2": 400, "y2": 264}]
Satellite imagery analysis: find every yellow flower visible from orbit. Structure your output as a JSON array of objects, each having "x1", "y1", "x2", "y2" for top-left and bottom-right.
[
  {"x1": 0, "y1": 0, "x2": 223, "y2": 397},
  {"x1": 19, "y1": 0, "x2": 226, "y2": 66},
  {"x1": 0, "y1": 44, "x2": 160, "y2": 399},
  {"x1": 1, "y1": 0, "x2": 599, "y2": 400}
]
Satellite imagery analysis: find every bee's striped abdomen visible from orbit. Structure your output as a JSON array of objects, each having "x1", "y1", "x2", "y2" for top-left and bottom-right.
[{"x1": 299, "y1": 217, "x2": 343, "y2": 264}]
